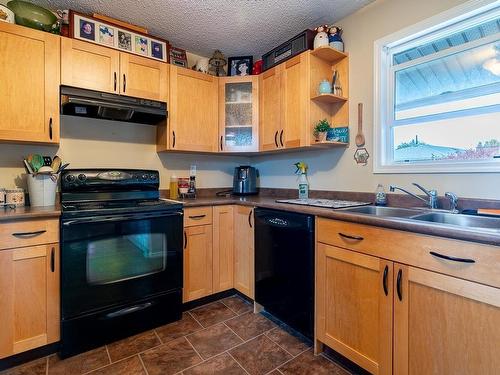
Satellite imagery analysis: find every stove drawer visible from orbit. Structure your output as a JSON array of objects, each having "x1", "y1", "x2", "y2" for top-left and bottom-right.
[
  {"x1": 0, "y1": 219, "x2": 59, "y2": 250},
  {"x1": 184, "y1": 207, "x2": 213, "y2": 227}
]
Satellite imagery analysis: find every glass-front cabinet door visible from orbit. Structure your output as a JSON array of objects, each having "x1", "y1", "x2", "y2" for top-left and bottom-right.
[{"x1": 219, "y1": 76, "x2": 259, "y2": 152}]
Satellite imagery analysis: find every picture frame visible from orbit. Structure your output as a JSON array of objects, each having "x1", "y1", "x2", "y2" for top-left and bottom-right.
[
  {"x1": 168, "y1": 46, "x2": 188, "y2": 68},
  {"x1": 227, "y1": 56, "x2": 253, "y2": 76},
  {"x1": 69, "y1": 11, "x2": 169, "y2": 62}
]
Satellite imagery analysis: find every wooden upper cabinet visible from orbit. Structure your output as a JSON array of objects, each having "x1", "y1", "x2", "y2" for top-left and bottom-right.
[
  {"x1": 119, "y1": 53, "x2": 168, "y2": 101},
  {"x1": 0, "y1": 244, "x2": 60, "y2": 359},
  {"x1": 168, "y1": 66, "x2": 218, "y2": 152},
  {"x1": 282, "y1": 54, "x2": 309, "y2": 148},
  {"x1": 259, "y1": 66, "x2": 282, "y2": 151},
  {"x1": 183, "y1": 225, "x2": 213, "y2": 302},
  {"x1": 233, "y1": 206, "x2": 255, "y2": 299},
  {"x1": 316, "y1": 243, "x2": 392, "y2": 375},
  {"x1": 61, "y1": 38, "x2": 119, "y2": 94},
  {"x1": 0, "y1": 23, "x2": 60, "y2": 144},
  {"x1": 218, "y1": 76, "x2": 259, "y2": 152},
  {"x1": 393, "y1": 265, "x2": 500, "y2": 375},
  {"x1": 212, "y1": 206, "x2": 234, "y2": 292}
]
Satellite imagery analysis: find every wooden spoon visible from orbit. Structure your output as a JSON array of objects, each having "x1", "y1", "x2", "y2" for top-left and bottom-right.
[{"x1": 355, "y1": 103, "x2": 366, "y2": 147}]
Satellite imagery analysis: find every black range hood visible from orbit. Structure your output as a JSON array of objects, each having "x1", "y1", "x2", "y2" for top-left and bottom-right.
[{"x1": 61, "y1": 86, "x2": 167, "y2": 125}]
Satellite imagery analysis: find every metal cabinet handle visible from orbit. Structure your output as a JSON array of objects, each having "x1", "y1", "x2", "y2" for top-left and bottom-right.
[
  {"x1": 220, "y1": 135, "x2": 223, "y2": 151},
  {"x1": 248, "y1": 209, "x2": 253, "y2": 228},
  {"x1": 383, "y1": 265, "x2": 389, "y2": 296},
  {"x1": 274, "y1": 131, "x2": 279, "y2": 148},
  {"x1": 396, "y1": 269, "x2": 403, "y2": 301},
  {"x1": 430, "y1": 251, "x2": 475, "y2": 264},
  {"x1": 114, "y1": 72, "x2": 117, "y2": 91},
  {"x1": 123, "y1": 74, "x2": 126, "y2": 92},
  {"x1": 338, "y1": 232, "x2": 364, "y2": 241},
  {"x1": 50, "y1": 247, "x2": 55, "y2": 273},
  {"x1": 12, "y1": 230, "x2": 46, "y2": 237},
  {"x1": 172, "y1": 131, "x2": 176, "y2": 148},
  {"x1": 189, "y1": 215, "x2": 206, "y2": 220},
  {"x1": 184, "y1": 231, "x2": 187, "y2": 249},
  {"x1": 279, "y1": 129, "x2": 284, "y2": 147},
  {"x1": 49, "y1": 118, "x2": 53, "y2": 140}
]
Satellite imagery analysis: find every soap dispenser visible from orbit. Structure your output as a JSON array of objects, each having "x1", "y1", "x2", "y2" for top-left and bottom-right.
[{"x1": 375, "y1": 184, "x2": 387, "y2": 206}]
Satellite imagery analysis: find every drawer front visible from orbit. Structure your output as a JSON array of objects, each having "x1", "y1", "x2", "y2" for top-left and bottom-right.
[
  {"x1": 317, "y1": 218, "x2": 500, "y2": 289},
  {"x1": 184, "y1": 207, "x2": 213, "y2": 227},
  {"x1": 0, "y1": 219, "x2": 59, "y2": 250}
]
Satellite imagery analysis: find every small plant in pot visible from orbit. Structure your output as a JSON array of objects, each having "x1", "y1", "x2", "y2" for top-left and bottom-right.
[{"x1": 314, "y1": 119, "x2": 331, "y2": 142}]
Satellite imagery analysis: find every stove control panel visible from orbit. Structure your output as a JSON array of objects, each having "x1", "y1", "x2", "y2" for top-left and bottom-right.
[{"x1": 61, "y1": 169, "x2": 160, "y2": 191}]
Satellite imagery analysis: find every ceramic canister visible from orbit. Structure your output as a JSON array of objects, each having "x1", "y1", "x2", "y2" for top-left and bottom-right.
[
  {"x1": 0, "y1": 188, "x2": 5, "y2": 205},
  {"x1": 5, "y1": 188, "x2": 25, "y2": 207}
]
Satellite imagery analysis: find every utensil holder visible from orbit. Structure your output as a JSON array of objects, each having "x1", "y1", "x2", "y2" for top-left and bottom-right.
[{"x1": 27, "y1": 174, "x2": 57, "y2": 207}]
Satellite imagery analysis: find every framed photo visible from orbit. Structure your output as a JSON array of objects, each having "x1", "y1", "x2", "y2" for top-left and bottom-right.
[
  {"x1": 227, "y1": 56, "x2": 253, "y2": 76},
  {"x1": 70, "y1": 11, "x2": 168, "y2": 62},
  {"x1": 168, "y1": 46, "x2": 188, "y2": 68}
]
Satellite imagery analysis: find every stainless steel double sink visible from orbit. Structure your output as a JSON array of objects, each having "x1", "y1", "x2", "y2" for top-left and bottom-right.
[{"x1": 340, "y1": 205, "x2": 500, "y2": 232}]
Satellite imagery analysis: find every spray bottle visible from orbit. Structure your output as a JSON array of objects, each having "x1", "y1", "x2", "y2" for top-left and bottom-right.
[{"x1": 294, "y1": 162, "x2": 309, "y2": 199}]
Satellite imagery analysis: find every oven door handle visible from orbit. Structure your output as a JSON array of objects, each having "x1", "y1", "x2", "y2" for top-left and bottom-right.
[{"x1": 63, "y1": 211, "x2": 183, "y2": 226}]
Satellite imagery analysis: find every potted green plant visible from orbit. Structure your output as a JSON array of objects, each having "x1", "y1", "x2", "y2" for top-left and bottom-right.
[{"x1": 314, "y1": 119, "x2": 331, "y2": 142}]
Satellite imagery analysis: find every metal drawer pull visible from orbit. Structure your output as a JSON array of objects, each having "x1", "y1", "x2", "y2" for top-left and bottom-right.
[
  {"x1": 248, "y1": 209, "x2": 253, "y2": 228},
  {"x1": 382, "y1": 265, "x2": 389, "y2": 296},
  {"x1": 12, "y1": 230, "x2": 46, "y2": 237},
  {"x1": 396, "y1": 269, "x2": 403, "y2": 301},
  {"x1": 279, "y1": 129, "x2": 284, "y2": 147},
  {"x1": 274, "y1": 131, "x2": 279, "y2": 147},
  {"x1": 114, "y1": 72, "x2": 117, "y2": 91},
  {"x1": 123, "y1": 74, "x2": 126, "y2": 92},
  {"x1": 189, "y1": 214, "x2": 206, "y2": 220},
  {"x1": 430, "y1": 251, "x2": 475, "y2": 264},
  {"x1": 49, "y1": 117, "x2": 53, "y2": 140},
  {"x1": 172, "y1": 131, "x2": 176, "y2": 148},
  {"x1": 104, "y1": 302, "x2": 153, "y2": 319},
  {"x1": 338, "y1": 232, "x2": 364, "y2": 241},
  {"x1": 184, "y1": 231, "x2": 187, "y2": 249}
]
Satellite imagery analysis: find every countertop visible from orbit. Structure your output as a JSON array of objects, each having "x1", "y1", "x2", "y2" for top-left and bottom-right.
[
  {"x1": 0, "y1": 205, "x2": 61, "y2": 222},
  {"x1": 181, "y1": 196, "x2": 500, "y2": 246},
  {"x1": 1, "y1": 196, "x2": 498, "y2": 246}
]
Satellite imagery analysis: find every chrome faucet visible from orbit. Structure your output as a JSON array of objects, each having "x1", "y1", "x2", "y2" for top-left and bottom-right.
[
  {"x1": 389, "y1": 183, "x2": 438, "y2": 209},
  {"x1": 445, "y1": 192, "x2": 459, "y2": 213}
]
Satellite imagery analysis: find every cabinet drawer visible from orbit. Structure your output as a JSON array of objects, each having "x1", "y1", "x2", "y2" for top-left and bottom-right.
[
  {"x1": 317, "y1": 218, "x2": 500, "y2": 288},
  {"x1": 0, "y1": 219, "x2": 59, "y2": 250},
  {"x1": 184, "y1": 207, "x2": 213, "y2": 227}
]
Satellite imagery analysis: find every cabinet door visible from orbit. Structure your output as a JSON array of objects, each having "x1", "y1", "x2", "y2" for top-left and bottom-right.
[
  {"x1": 316, "y1": 244, "x2": 392, "y2": 375},
  {"x1": 219, "y1": 76, "x2": 259, "y2": 152},
  {"x1": 61, "y1": 38, "x2": 119, "y2": 93},
  {"x1": 183, "y1": 225, "x2": 213, "y2": 302},
  {"x1": 0, "y1": 23, "x2": 60, "y2": 143},
  {"x1": 120, "y1": 53, "x2": 168, "y2": 101},
  {"x1": 213, "y1": 206, "x2": 234, "y2": 292},
  {"x1": 259, "y1": 67, "x2": 282, "y2": 151},
  {"x1": 394, "y1": 265, "x2": 500, "y2": 375},
  {"x1": 233, "y1": 206, "x2": 255, "y2": 299},
  {"x1": 282, "y1": 53, "x2": 309, "y2": 148},
  {"x1": 0, "y1": 244, "x2": 59, "y2": 359},
  {"x1": 169, "y1": 67, "x2": 218, "y2": 152}
]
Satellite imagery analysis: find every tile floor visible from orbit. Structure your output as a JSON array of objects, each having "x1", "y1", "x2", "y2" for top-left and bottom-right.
[{"x1": 1, "y1": 295, "x2": 355, "y2": 375}]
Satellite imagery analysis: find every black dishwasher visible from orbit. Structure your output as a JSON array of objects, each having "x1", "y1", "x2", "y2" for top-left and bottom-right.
[{"x1": 254, "y1": 208, "x2": 315, "y2": 338}]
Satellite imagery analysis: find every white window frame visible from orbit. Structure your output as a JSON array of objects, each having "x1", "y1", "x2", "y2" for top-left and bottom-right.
[{"x1": 373, "y1": 0, "x2": 500, "y2": 174}]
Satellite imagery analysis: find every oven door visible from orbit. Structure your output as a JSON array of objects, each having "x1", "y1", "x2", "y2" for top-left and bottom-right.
[{"x1": 61, "y1": 210, "x2": 183, "y2": 319}]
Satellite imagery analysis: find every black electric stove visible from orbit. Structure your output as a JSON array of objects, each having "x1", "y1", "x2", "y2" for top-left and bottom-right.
[{"x1": 60, "y1": 169, "x2": 183, "y2": 358}]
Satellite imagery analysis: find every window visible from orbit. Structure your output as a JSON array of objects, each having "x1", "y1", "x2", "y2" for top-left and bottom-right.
[{"x1": 374, "y1": 1, "x2": 500, "y2": 173}]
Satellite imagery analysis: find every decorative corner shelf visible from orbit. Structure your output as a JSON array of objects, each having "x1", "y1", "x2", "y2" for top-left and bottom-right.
[
  {"x1": 310, "y1": 46, "x2": 348, "y2": 63},
  {"x1": 310, "y1": 140, "x2": 349, "y2": 148},
  {"x1": 311, "y1": 93, "x2": 348, "y2": 103}
]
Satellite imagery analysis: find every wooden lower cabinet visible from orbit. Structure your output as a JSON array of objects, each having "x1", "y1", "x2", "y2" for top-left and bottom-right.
[
  {"x1": 183, "y1": 225, "x2": 213, "y2": 302},
  {"x1": 394, "y1": 264, "x2": 500, "y2": 375},
  {"x1": 213, "y1": 206, "x2": 234, "y2": 292},
  {"x1": 315, "y1": 243, "x2": 392, "y2": 375},
  {"x1": 0, "y1": 244, "x2": 60, "y2": 359},
  {"x1": 233, "y1": 206, "x2": 255, "y2": 299}
]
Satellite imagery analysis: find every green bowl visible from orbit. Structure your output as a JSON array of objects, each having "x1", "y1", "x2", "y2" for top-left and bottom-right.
[{"x1": 7, "y1": 0, "x2": 57, "y2": 32}]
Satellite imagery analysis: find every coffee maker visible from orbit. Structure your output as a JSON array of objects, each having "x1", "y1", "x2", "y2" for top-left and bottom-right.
[{"x1": 232, "y1": 166, "x2": 258, "y2": 195}]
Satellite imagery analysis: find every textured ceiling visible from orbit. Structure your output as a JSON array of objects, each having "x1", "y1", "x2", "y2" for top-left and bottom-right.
[{"x1": 33, "y1": 0, "x2": 373, "y2": 58}]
